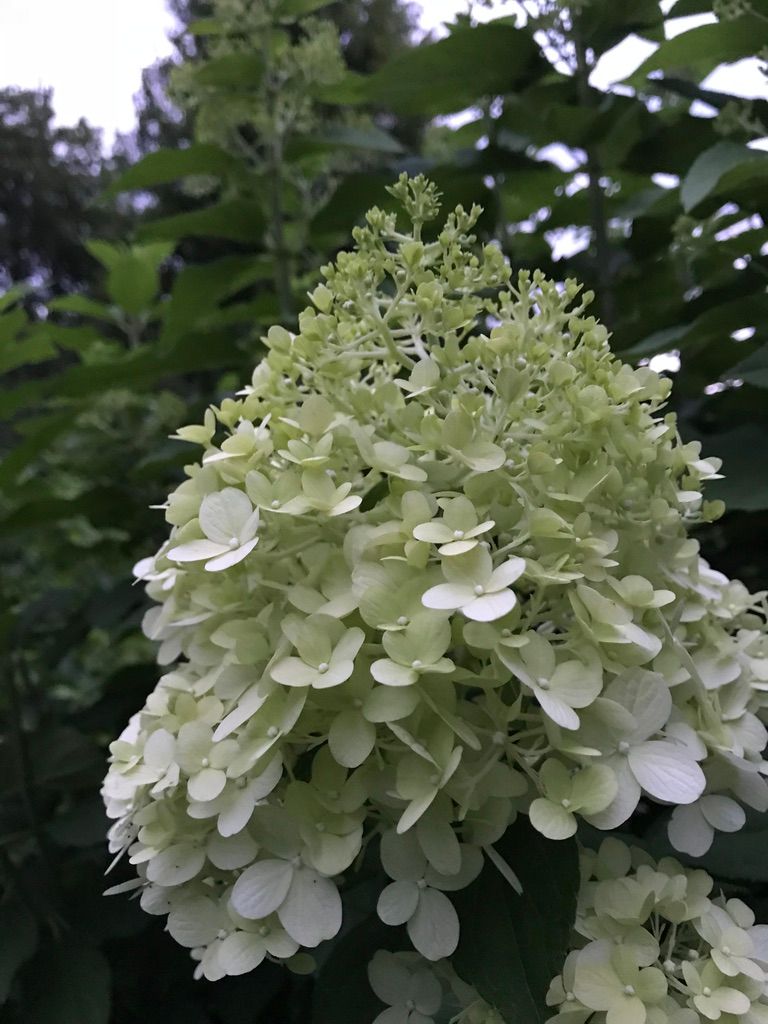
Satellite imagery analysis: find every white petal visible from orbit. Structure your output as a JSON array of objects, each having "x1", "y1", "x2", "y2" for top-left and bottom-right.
[
  {"x1": 167, "y1": 896, "x2": 224, "y2": 947},
  {"x1": 199, "y1": 487, "x2": 253, "y2": 544},
  {"x1": 377, "y1": 880, "x2": 420, "y2": 925},
  {"x1": 145, "y1": 843, "x2": 206, "y2": 886},
  {"x1": 167, "y1": 539, "x2": 226, "y2": 563},
  {"x1": 534, "y1": 688, "x2": 580, "y2": 731},
  {"x1": 529, "y1": 799, "x2": 577, "y2": 841},
  {"x1": 629, "y1": 742, "x2": 706, "y2": 804},
  {"x1": 207, "y1": 829, "x2": 259, "y2": 870},
  {"x1": 487, "y1": 557, "x2": 526, "y2": 590},
  {"x1": 421, "y1": 582, "x2": 473, "y2": 611},
  {"x1": 230, "y1": 859, "x2": 293, "y2": 919},
  {"x1": 278, "y1": 867, "x2": 342, "y2": 947},
  {"x1": 205, "y1": 537, "x2": 259, "y2": 572},
  {"x1": 585, "y1": 760, "x2": 641, "y2": 830},
  {"x1": 407, "y1": 887, "x2": 459, "y2": 961},
  {"x1": 217, "y1": 932, "x2": 266, "y2": 975},
  {"x1": 668, "y1": 803, "x2": 713, "y2": 857},
  {"x1": 700, "y1": 794, "x2": 746, "y2": 833},
  {"x1": 463, "y1": 589, "x2": 516, "y2": 622},
  {"x1": 188, "y1": 767, "x2": 227, "y2": 803}
]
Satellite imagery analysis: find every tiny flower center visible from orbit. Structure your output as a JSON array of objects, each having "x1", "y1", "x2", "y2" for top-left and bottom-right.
[
  {"x1": 561, "y1": 799, "x2": 572, "y2": 809},
  {"x1": 201, "y1": 758, "x2": 210, "y2": 768},
  {"x1": 537, "y1": 677, "x2": 550, "y2": 691},
  {"x1": 474, "y1": 584, "x2": 485, "y2": 595},
  {"x1": 316, "y1": 822, "x2": 326, "y2": 833},
  {"x1": 722, "y1": 946, "x2": 731, "y2": 956},
  {"x1": 271, "y1": 499, "x2": 280, "y2": 508},
  {"x1": 406, "y1": 1000, "x2": 415, "y2": 1011},
  {"x1": 267, "y1": 726, "x2": 279, "y2": 738},
  {"x1": 236, "y1": 777, "x2": 247, "y2": 789},
  {"x1": 618, "y1": 740, "x2": 631, "y2": 755},
  {"x1": 453, "y1": 529, "x2": 465, "y2": 539},
  {"x1": 663, "y1": 960, "x2": 675, "y2": 973},
  {"x1": 317, "y1": 662, "x2": 329, "y2": 673},
  {"x1": 217, "y1": 929, "x2": 228, "y2": 940},
  {"x1": 416, "y1": 879, "x2": 427, "y2": 890},
  {"x1": 703, "y1": 987, "x2": 712, "y2": 998},
  {"x1": 565, "y1": 992, "x2": 575, "y2": 1003},
  {"x1": 397, "y1": 616, "x2": 409, "y2": 626},
  {"x1": 258, "y1": 925, "x2": 270, "y2": 937},
  {"x1": 687, "y1": 950, "x2": 699, "y2": 960},
  {"x1": 623, "y1": 986, "x2": 635, "y2": 997},
  {"x1": 492, "y1": 731, "x2": 506, "y2": 746},
  {"x1": 228, "y1": 536, "x2": 239, "y2": 548},
  {"x1": 501, "y1": 628, "x2": 511, "y2": 638},
  {"x1": 411, "y1": 659, "x2": 422, "y2": 669}
]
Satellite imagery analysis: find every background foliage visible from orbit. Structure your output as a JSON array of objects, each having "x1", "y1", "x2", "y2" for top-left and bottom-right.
[{"x1": 1, "y1": 1, "x2": 767, "y2": 1021}]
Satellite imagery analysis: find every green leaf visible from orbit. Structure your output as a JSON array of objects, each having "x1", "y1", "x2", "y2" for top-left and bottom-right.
[
  {"x1": 681, "y1": 142, "x2": 768, "y2": 211},
  {"x1": 274, "y1": 0, "x2": 334, "y2": 18},
  {"x1": 452, "y1": 818, "x2": 579, "y2": 1023},
  {"x1": 312, "y1": 915, "x2": 404, "y2": 1024},
  {"x1": 729, "y1": 343, "x2": 768, "y2": 388},
  {"x1": 704, "y1": 426, "x2": 768, "y2": 511},
  {"x1": 625, "y1": 15, "x2": 766, "y2": 84},
  {"x1": 194, "y1": 53, "x2": 264, "y2": 89},
  {"x1": 27, "y1": 945, "x2": 110, "y2": 1024},
  {"x1": 294, "y1": 124, "x2": 404, "y2": 156},
  {"x1": 47, "y1": 295, "x2": 115, "y2": 320},
  {"x1": 0, "y1": 901, "x2": 38, "y2": 1004},
  {"x1": 106, "y1": 143, "x2": 242, "y2": 195},
  {"x1": 106, "y1": 254, "x2": 160, "y2": 315},
  {"x1": 336, "y1": 22, "x2": 542, "y2": 117},
  {"x1": 138, "y1": 199, "x2": 266, "y2": 244},
  {"x1": 187, "y1": 17, "x2": 228, "y2": 34}
]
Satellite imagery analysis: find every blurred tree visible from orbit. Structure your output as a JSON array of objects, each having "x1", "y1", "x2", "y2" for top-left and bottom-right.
[{"x1": 0, "y1": 88, "x2": 114, "y2": 297}]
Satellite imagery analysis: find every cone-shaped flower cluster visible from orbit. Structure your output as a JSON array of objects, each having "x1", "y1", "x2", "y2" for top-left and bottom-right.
[
  {"x1": 103, "y1": 175, "x2": 768, "y2": 981},
  {"x1": 547, "y1": 839, "x2": 768, "y2": 1024}
]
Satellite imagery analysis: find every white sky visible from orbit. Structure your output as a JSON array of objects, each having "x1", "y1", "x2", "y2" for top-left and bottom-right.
[{"x1": 0, "y1": 0, "x2": 765, "y2": 145}]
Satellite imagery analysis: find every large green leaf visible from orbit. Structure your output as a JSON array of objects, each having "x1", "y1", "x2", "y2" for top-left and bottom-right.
[
  {"x1": 107, "y1": 143, "x2": 243, "y2": 195},
  {"x1": 452, "y1": 819, "x2": 579, "y2": 1023},
  {"x1": 194, "y1": 53, "x2": 264, "y2": 89},
  {"x1": 312, "y1": 916, "x2": 404, "y2": 1024},
  {"x1": 625, "y1": 15, "x2": 765, "y2": 84},
  {"x1": 27, "y1": 945, "x2": 110, "y2": 1024},
  {"x1": 274, "y1": 0, "x2": 334, "y2": 18},
  {"x1": 138, "y1": 199, "x2": 266, "y2": 244},
  {"x1": 729, "y1": 343, "x2": 768, "y2": 388},
  {"x1": 0, "y1": 902, "x2": 38, "y2": 1004},
  {"x1": 704, "y1": 426, "x2": 768, "y2": 511},
  {"x1": 681, "y1": 142, "x2": 768, "y2": 212},
  {"x1": 327, "y1": 22, "x2": 542, "y2": 117}
]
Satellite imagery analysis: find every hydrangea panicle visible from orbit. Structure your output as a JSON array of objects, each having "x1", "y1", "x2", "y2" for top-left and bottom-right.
[{"x1": 103, "y1": 175, "x2": 768, "y2": 994}]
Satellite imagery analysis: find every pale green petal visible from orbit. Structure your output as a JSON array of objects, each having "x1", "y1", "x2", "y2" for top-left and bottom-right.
[
  {"x1": 529, "y1": 798, "x2": 577, "y2": 840},
  {"x1": 628, "y1": 742, "x2": 705, "y2": 804},
  {"x1": 145, "y1": 842, "x2": 206, "y2": 887},
  {"x1": 407, "y1": 887, "x2": 459, "y2": 961},
  {"x1": 278, "y1": 867, "x2": 342, "y2": 947},
  {"x1": 217, "y1": 932, "x2": 267, "y2": 976},
  {"x1": 364, "y1": 686, "x2": 420, "y2": 722},
  {"x1": 377, "y1": 880, "x2": 419, "y2": 925},
  {"x1": 329, "y1": 710, "x2": 376, "y2": 768},
  {"x1": 167, "y1": 896, "x2": 225, "y2": 947},
  {"x1": 372, "y1": 659, "x2": 419, "y2": 687}
]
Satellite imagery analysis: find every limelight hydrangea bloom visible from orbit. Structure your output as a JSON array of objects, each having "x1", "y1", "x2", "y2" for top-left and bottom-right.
[
  {"x1": 103, "y1": 175, "x2": 768, "y2": 984},
  {"x1": 546, "y1": 838, "x2": 768, "y2": 1024}
]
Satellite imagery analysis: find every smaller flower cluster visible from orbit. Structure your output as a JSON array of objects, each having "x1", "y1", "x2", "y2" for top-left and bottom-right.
[{"x1": 547, "y1": 839, "x2": 768, "y2": 1024}]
